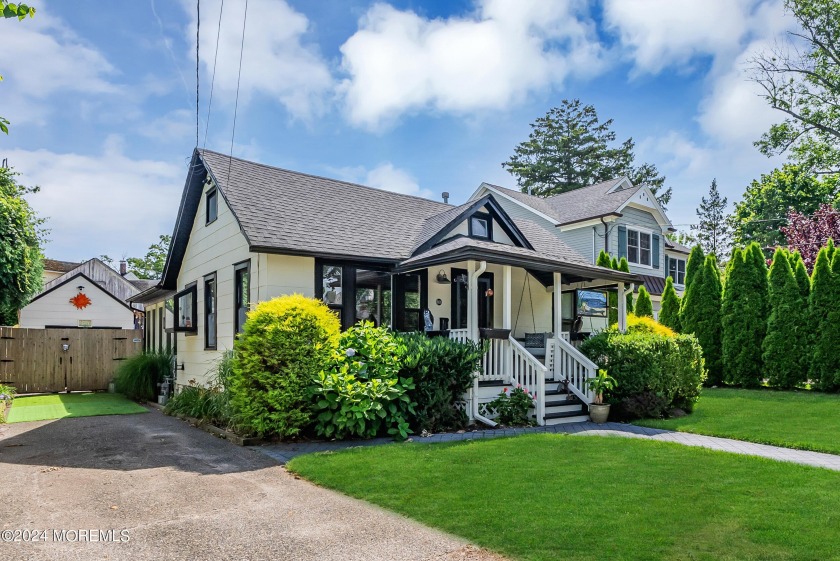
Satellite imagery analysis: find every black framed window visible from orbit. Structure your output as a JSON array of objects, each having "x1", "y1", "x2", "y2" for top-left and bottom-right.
[
  {"x1": 206, "y1": 188, "x2": 218, "y2": 224},
  {"x1": 669, "y1": 258, "x2": 686, "y2": 285},
  {"x1": 320, "y1": 264, "x2": 343, "y2": 324},
  {"x1": 204, "y1": 272, "x2": 217, "y2": 349},
  {"x1": 355, "y1": 269, "x2": 391, "y2": 328},
  {"x1": 451, "y1": 268, "x2": 493, "y2": 329},
  {"x1": 174, "y1": 284, "x2": 198, "y2": 333},
  {"x1": 469, "y1": 212, "x2": 492, "y2": 240},
  {"x1": 627, "y1": 229, "x2": 652, "y2": 266},
  {"x1": 234, "y1": 261, "x2": 250, "y2": 334}
]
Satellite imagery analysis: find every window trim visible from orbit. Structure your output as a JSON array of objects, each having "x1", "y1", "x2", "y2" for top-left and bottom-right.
[
  {"x1": 206, "y1": 188, "x2": 218, "y2": 225},
  {"x1": 668, "y1": 256, "x2": 687, "y2": 286},
  {"x1": 173, "y1": 284, "x2": 198, "y2": 333},
  {"x1": 204, "y1": 272, "x2": 217, "y2": 350},
  {"x1": 626, "y1": 226, "x2": 654, "y2": 269},
  {"x1": 233, "y1": 260, "x2": 251, "y2": 335},
  {"x1": 468, "y1": 212, "x2": 492, "y2": 240}
]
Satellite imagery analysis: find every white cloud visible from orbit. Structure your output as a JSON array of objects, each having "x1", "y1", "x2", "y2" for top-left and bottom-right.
[
  {"x1": 330, "y1": 163, "x2": 435, "y2": 199},
  {"x1": 8, "y1": 141, "x2": 184, "y2": 263},
  {"x1": 2, "y1": 4, "x2": 120, "y2": 126},
  {"x1": 139, "y1": 109, "x2": 195, "y2": 142},
  {"x1": 338, "y1": 0, "x2": 604, "y2": 130},
  {"x1": 186, "y1": 0, "x2": 333, "y2": 121}
]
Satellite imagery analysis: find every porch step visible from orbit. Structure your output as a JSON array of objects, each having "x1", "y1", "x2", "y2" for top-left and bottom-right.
[
  {"x1": 545, "y1": 399, "x2": 586, "y2": 409},
  {"x1": 477, "y1": 379, "x2": 508, "y2": 388},
  {"x1": 543, "y1": 414, "x2": 591, "y2": 426}
]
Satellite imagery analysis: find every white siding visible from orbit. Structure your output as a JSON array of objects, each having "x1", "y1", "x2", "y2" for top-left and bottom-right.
[
  {"x1": 19, "y1": 282, "x2": 136, "y2": 329},
  {"x1": 609, "y1": 207, "x2": 666, "y2": 276}
]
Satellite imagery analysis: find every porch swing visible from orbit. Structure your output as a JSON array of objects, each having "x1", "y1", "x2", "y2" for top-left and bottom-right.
[{"x1": 512, "y1": 272, "x2": 552, "y2": 359}]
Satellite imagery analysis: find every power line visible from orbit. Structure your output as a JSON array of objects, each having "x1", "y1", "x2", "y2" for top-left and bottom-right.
[
  {"x1": 226, "y1": 0, "x2": 248, "y2": 185},
  {"x1": 196, "y1": 0, "x2": 200, "y2": 148},
  {"x1": 203, "y1": 0, "x2": 225, "y2": 149}
]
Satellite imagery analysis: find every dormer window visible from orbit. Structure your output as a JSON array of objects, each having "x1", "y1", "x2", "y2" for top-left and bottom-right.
[
  {"x1": 469, "y1": 213, "x2": 491, "y2": 240},
  {"x1": 206, "y1": 188, "x2": 218, "y2": 224}
]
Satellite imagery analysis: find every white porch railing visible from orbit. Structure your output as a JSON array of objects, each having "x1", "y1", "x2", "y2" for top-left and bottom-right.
[
  {"x1": 448, "y1": 329, "x2": 470, "y2": 344},
  {"x1": 508, "y1": 337, "x2": 546, "y2": 423},
  {"x1": 480, "y1": 337, "x2": 507, "y2": 382},
  {"x1": 546, "y1": 337, "x2": 597, "y2": 404}
]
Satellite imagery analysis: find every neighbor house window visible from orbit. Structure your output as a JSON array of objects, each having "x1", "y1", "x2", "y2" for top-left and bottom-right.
[
  {"x1": 206, "y1": 188, "x2": 218, "y2": 224},
  {"x1": 627, "y1": 229, "x2": 652, "y2": 266},
  {"x1": 204, "y1": 272, "x2": 217, "y2": 349},
  {"x1": 234, "y1": 261, "x2": 250, "y2": 334},
  {"x1": 469, "y1": 213, "x2": 491, "y2": 240},
  {"x1": 174, "y1": 284, "x2": 197, "y2": 333},
  {"x1": 669, "y1": 257, "x2": 686, "y2": 285}
]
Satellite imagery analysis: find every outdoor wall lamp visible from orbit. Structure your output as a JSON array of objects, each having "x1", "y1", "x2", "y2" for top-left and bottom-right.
[
  {"x1": 435, "y1": 270, "x2": 451, "y2": 284},
  {"x1": 76, "y1": 285, "x2": 85, "y2": 291}
]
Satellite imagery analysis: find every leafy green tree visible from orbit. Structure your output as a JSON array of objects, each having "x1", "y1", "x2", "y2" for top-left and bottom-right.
[
  {"x1": 721, "y1": 246, "x2": 767, "y2": 387},
  {"x1": 1, "y1": 2, "x2": 36, "y2": 134},
  {"x1": 810, "y1": 245, "x2": 840, "y2": 389},
  {"x1": 693, "y1": 179, "x2": 730, "y2": 257},
  {"x1": 751, "y1": 0, "x2": 840, "y2": 174},
  {"x1": 684, "y1": 245, "x2": 705, "y2": 293},
  {"x1": 729, "y1": 165, "x2": 838, "y2": 253},
  {"x1": 659, "y1": 276, "x2": 681, "y2": 332},
  {"x1": 126, "y1": 235, "x2": 171, "y2": 279},
  {"x1": 634, "y1": 286, "x2": 653, "y2": 318},
  {"x1": 0, "y1": 168, "x2": 45, "y2": 325},
  {"x1": 502, "y1": 99, "x2": 671, "y2": 205},
  {"x1": 763, "y1": 248, "x2": 809, "y2": 389},
  {"x1": 681, "y1": 255, "x2": 723, "y2": 385}
]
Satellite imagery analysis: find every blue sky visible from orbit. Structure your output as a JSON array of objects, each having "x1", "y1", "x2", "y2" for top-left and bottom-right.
[{"x1": 3, "y1": 0, "x2": 789, "y2": 263}]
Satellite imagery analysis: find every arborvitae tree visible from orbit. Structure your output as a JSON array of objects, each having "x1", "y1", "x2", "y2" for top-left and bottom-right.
[
  {"x1": 792, "y1": 252, "x2": 811, "y2": 300},
  {"x1": 659, "y1": 276, "x2": 681, "y2": 332},
  {"x1": 810, "y1": 246, "x2": 840, "y2": 390},
  {"x1": 681, "y1": 255, "x2": 723, "y2": 384},
  {"x1": 722, "y1": 248, "x2": 764, "y2": 387},
  {"x1": 610, "y1": 257, "x2": 619, "y2": 270},
  {"x1": 763, "y1": 248, "x2": 809, "y2": 389},
  {"x1": 635, "y1": 286, "x2": 653, "y2": 317},
  {"x1": 596, "y1": 250, "x2": 611, "y2": 268},
  {"x1": 684, "y1": 245, "x2": 705, "y2": 293},
  {"x1": 618, "y1": 257, "x2": 634, "y2": 313},
  {"x1": 597, "y1": 250, "x2": 618, "y2": 325}
]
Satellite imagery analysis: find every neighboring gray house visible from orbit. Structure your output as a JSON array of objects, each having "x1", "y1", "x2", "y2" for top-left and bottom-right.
[{"x1": 470, "y1": 178, "x2": 687, "y2": 315}]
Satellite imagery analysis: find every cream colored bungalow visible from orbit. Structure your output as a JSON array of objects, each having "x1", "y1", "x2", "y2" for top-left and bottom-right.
[{"x1": 152, "y1": 149, "x2": 639, "y2": 426}]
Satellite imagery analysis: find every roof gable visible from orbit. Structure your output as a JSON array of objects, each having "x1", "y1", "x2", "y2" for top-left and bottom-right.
[
  {"x1": 26, "y1": 272, "x2": 134, "y2": 312},
  {"x1": 617, "y1": 185, "x2": 674, "y2": 230},
  {"x1": 41, "y1": 258, "x2": 143, "y2": 303}
]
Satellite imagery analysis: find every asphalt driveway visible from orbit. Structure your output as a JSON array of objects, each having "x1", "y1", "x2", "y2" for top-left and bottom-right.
[{"x1": 0, "y1": 407, "x2": 501, "y2": 561}]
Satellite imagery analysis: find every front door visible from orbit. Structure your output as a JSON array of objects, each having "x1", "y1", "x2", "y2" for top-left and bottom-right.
[{"x1": 451, "y1": 268, "x2": 494, "y2": 329}]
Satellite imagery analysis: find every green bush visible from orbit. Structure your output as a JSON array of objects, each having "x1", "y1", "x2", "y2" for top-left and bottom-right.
[
  {"x1": 0, "y1": 383, "x2": 14, "y2": 424},
  {"x1": 659, "y1": 276, "x2": 681, "y2": 332},
  {"x1": 115, "y1": 350, "x2": 173, "y2": 401},
  {"x1": 311, "y1": 323, "x2": 415, "y2": 440},
  {"x1": 681, "y1": 255, "x2": 723, "y2": 385},
  {"x1": 165, "y1": 351, "x2": 235, "y2": 429},
  {"x1": 485, "y1": 386, "x2": 535, "y2": 426},
  {"x1": 634, "y1": 286, "x2": 653, "y2": 317},
  {"x1": 229, "y1": 294, "x2": 340, "y2": 438},
  {"x1": 810, "y1": 245, "x2": 840, "y2": 390},
  {"x1": 398, "y1": 333, "x2": 484, "y2": 432},
  {"x1": 580, "y1": 330, "x2": 705, "y2": 419},
  {"x1": 763, "y1": 248, "x2": 809, "y2": 389}
]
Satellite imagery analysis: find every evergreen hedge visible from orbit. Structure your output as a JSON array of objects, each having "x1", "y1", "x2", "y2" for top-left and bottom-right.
[
  {"x1": 681, "y1": 255, "x2": 723, "y2": 385},
  {"x1": 659, "y1": 276, "x2": 681, "y2": 332},
  {"x1": 721, "y1": 245, "x2": 766, "y2": 388},
  {"x1": 811, "y1": 248, "x2": 840, "y2": 390},
  {"x1": 684, "y1": 245, "x2": 705, "y2": 292},
  {"x1": 763, "y1": 248, "x2": 809, "y2": 389}
]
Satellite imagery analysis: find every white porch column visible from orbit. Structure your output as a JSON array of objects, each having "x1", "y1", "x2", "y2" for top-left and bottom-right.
[
  {"x1": 617, "y1": 281, "x2": 627, "y2": 333},
  {"x1": 552, "y1": 272, "x2": 562, "y2": 336},
  {"x1": 467, "y1": 260, "x2": 487, "y2": 343},
  {"x1": 502, "y1": 265, "x2": 512, "y2": 330}
]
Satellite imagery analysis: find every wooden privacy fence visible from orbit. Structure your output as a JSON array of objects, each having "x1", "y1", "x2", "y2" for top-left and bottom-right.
[{"x1": 0, "y1": 327, "x2": 143, "y2": 393}]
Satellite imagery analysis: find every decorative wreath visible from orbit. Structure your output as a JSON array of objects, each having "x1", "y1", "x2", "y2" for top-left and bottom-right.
[{"x1": 69, "y1": 292, "x2": 92, "y2": 310}]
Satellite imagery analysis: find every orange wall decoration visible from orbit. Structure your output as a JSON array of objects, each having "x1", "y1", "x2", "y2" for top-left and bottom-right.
[{"x1": 69, "y1": 292, "x2": 92, "y2": 310}]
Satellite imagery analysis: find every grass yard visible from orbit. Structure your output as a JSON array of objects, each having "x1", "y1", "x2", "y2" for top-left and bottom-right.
[
  {"x1": 636, "y1": 388, "x2": 840, "y2": 455},
  {"x1": 288, "y1": 434, "x2": 840, "y2": 561},
  {"x1": 6, "y1": 392, "x2": 147, "y2": 423}
]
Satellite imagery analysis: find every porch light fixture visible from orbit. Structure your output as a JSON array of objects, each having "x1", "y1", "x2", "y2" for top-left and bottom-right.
[
  {"x1": 436, "y1": 270, "x2": 451, "y2": 284},
  {"x1": 485, "y1": 288, "x2": 494, "y2": 297},
  {"x1": 76, "y1": 285, "x2": 85, "y2": 291}
]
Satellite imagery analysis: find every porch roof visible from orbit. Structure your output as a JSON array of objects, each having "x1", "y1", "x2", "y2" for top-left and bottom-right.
[{"x1": 396, "y1": 236, "x2": 639, "y2": 285}]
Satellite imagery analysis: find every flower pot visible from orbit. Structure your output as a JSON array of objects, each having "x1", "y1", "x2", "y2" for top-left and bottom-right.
[{"x1": 589, "y1": 403, "x2": 610, "y2": 424}]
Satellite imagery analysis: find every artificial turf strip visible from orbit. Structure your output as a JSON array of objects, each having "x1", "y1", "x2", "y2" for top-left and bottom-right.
[
  {"x1": 6, "y1": 392, "x2": 147, "y2": 423},
  {"x1": 288, "y1": 433, "x2": 840, "y2": 561},
  {"x1": 635, "y1": 388, "x2": 840, "y2": 455}
]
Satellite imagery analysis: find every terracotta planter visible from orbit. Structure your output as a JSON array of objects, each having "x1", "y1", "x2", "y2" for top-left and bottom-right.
[{"x1": 589, "y1": 403, "x2": 610, "y2": 424}]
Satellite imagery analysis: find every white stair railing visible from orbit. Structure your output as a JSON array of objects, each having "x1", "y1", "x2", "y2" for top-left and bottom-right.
[
  {"x1": 508, "y1": 336, "x2": 546, "y2": 425},
  {"x1": 480, "y1": 336, "x2": 507, "y2": 382},
  {"x1": 549, "y1": 337, "x2": 597, "y2": 404}
]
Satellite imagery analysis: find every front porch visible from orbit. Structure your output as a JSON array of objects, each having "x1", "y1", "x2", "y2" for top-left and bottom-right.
[{"x1": 406, "y1": 258, "x2": 636, "y2": 427}]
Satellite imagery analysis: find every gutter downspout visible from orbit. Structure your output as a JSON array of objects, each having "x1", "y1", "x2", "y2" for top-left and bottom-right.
[
  {"x1": 600, "y1": 216, "x2": 609, "y2": 252},
  {"x1": 470, "y1": 260, "x2": 496, "y2": 428}
]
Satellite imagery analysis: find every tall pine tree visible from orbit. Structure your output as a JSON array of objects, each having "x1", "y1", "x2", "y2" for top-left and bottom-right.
[
  {"x1": 692, "y1": 179, "x2": 730, "y2": 257},
  {"x1": 722, "y1": 247, "x2": 765, "y2": 387},
  {"x1": 659, "y1": 276, "x2": 681, "y2": 332},
  {"x1": 681, "y1": 255, "x2": 723, "y2": 384},
  {"x1": 763, "y1": 248, "x2": 808, "y2": 389},
  {"x1": 634, "y1": 286, "x2": 653, "y2": 317},
  {"x1": 810, "y1": 246, "x2": 840, "y2": 390}
]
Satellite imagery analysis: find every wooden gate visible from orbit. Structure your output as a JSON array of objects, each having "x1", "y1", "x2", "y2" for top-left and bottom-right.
[{"x1": 0, "y1": 327, "x2": 143, "y2": 393}]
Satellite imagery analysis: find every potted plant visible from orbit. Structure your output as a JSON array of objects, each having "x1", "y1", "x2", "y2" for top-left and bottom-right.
[{"x1": 586, "y1": 369, "x2": 617, "y2": 424}]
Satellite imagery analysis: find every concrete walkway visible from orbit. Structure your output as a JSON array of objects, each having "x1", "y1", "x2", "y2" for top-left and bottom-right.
[{"x1": 255, "y1": 422, "x2": 840, "y2": 471}]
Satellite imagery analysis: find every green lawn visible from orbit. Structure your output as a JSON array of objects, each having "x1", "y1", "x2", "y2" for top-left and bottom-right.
[
  {"x1": 289, "y1": 434, "x2": 840, "y2": 561},
  {"x1": 6, "y1": 392, "x2": 147, "y2": 423},
  {"x1": 636, "y1": 388, "x2": 840, "y2": 455}
]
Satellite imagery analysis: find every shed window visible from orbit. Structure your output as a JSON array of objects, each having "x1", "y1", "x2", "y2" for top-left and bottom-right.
[
  {"x1": 206, "y1": 189, "x2": 218, "y2": 224},
  {"x1": 174, "y1": 285, "x2": 197, "y2": 332},
  {"x1": 234, "y1": 261, "x2": 250, "y2": 334}
]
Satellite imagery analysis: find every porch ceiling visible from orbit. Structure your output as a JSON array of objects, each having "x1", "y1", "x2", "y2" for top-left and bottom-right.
[{"x1": 396, "y1": 237, "x2": 639, "y2": 286}]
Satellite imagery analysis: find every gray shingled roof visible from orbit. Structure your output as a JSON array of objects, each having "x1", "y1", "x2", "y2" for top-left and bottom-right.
[
  {"x1": 665, "y1": 238, "x2": 692, "y2": 254},
  {"x1": 200, "y1": 149, "x2": 451, "y2": 261},
  {"x1": 412, "y1": 201, "x2": 475, "y2": 252},
  {"x1": 484, "y1": 178, "x2": 641, "y2": 225}
]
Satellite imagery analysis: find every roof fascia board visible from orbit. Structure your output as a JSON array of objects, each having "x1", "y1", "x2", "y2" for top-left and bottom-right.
[
  {"x1": 556, "y1": 213, "x2": 622, "y2": 231},
  {"x1": 617, "y1": 184, "x2": 674, "y2": 230},
  {"x1": 605, "y1": 177, "x2": 632, "y2": 193},
  {"x1": 478, "y1": 183, "x2": 560, "y2": 225}
]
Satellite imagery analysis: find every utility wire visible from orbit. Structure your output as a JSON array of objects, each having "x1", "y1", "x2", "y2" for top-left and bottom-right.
[
  {"x1": 203, "y1": 0, "x2": 225, "y2": 149},
  {"x1": 227, "y1": 0, "x2": 248, "y2": 186},
  {"x1": 196, "y1": 0, "x2": 200, "y2": 148}
]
